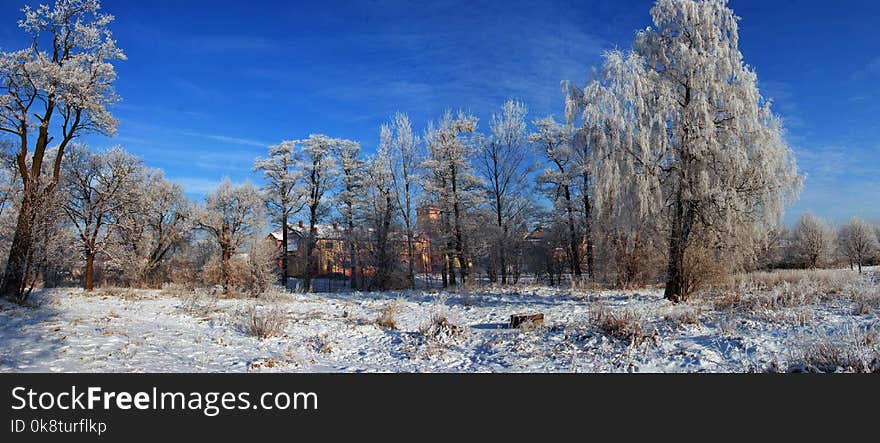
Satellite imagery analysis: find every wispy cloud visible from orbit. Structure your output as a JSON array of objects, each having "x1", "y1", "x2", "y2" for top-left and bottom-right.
[
  {"x1": 181, "y1": 35, "x2": 280, "y2": 53},
  {"x1": 186, "y1": 133, "x2": 269, "y2": 148},
  {"x1": 759, "y1": 80, "x2": 808, "y2": 132},
  {"x1": 167, "y1": 176, "x2": 221, "y2": 196},
  {"x1": 788, "y1": 142, "x2": 880, "y2": 224},
  {"x1": 852, "y1": 56, "x2": 880, "y2": 81},
  {"x1": 170, "y1": 77, "x2": 219, "y2": 101},
  {"x1": 301, "y1": 5, "x2": 607, "y2": 122}
]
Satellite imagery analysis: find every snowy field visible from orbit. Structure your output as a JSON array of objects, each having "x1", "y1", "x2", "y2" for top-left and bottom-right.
[{"x1": 1, "y1": 268, "x2": 878, "y2": 373}]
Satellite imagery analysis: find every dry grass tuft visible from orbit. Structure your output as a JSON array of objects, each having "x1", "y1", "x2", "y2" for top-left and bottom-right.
[
  {"x1": 309, "y1": 333, "x2": 334, "y2": 354},
  {"x1": 420, "y1": 314, "x2": 467, "y2": 344},
  {"x1": 725, "y1": 269, "x2": 859, "y2": 303},
  {"x1": 849, "y1": 280, "x2": 880, "y2": 315},
  {"x1": 786, "y1": 341, "x2": 879, "y2": 373},
  {"x1": 376, "y1": 299, "x2": 404, "y2": 330},
  {"x1": 663, "y1": 306, "x2": 702, "y2": 328},
  {"x1": 243, "y1": 305, "x2": 287, "y2": 339},
  {"x1": 160, "y1": 282, "x2": 196, "y2": 298},
  {"x1": 180, "y1": 290, "x2": 219, "y2": 317},
  {"x1": 755, "y1": 306, "x2": 814, "y2": 326},
  {"x1": 590, "y1": 305, "x2": 657, "y2": 346}
]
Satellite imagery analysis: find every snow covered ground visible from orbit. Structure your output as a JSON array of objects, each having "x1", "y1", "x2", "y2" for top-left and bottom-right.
[{"x1": 1, "y1": 269, "x2": 878, "y2": 373}]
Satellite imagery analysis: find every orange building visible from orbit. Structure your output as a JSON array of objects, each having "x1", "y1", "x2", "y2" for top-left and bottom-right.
[{"x1": 268, "y1": 220, "x2": 433, "y2": 278}]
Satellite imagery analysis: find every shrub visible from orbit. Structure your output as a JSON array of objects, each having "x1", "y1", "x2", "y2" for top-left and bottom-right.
[
  {"x1": 202, "y1": 239, "x2": 279, "y2": 297},
  {"x1": 244, "y1": 305, "x2": 287, "y2": 339}
]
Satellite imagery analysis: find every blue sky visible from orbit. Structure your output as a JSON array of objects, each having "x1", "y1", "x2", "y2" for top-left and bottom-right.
[{"x1": 0, "y1": 0, "x2": 877, "y2": 225}]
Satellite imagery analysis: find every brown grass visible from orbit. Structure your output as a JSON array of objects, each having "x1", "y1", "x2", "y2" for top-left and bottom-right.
[
  {"x1": 787, "y1": 340, "x2": 879, "y2": 373},
  {"x1": 849, "y1": 281, "x2": 880, "y2": 315},
  {"x1": 709, "y1": 268, "x2": 866, "y2": 314},
  {"x1": 728, "y1": 269, "x2": 856, "y2": 296},
  {"x1": 244, "y1": 305, "x2": 287, "y2": 339},
  {"x1": 375, "y1": 299, "x2": 404, "y2": 330},
  {"x1": 310, "y1": 333, "x2": 334, "y2": 354},
  {"x1": 663, "y1": 306, "x2": 702, "y2": 328},
  {"x1": 590, "y1": 305, "x2": 657, "y2": 346}
]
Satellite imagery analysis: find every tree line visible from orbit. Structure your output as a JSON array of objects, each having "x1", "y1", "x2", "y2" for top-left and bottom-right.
[{"x1": 3, "y1": 0, "x2": 869, "y2": 304}]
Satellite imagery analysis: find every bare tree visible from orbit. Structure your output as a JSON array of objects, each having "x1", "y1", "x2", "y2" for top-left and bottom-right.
[
  {"x1": 254, "y1": 141, "x2": 305, "y2": 287},
  {"x1": 476, "y1": 99, "x2": 533, "y2": 284},
  {"x1": 60, "y1": 145, "x2": 144, "y2": 291},
  {"x1": 332, "y1": 139, "x2": 364, "y2": 290},
  {"x1": 792, "y1": 212, "x2": 833, "y2": 269},
  {"x1": 838, "y1": 218, "x2": 878, "y2": 273},
  {"x1": 386, "y1": 113, "x2": 422, "y2": 289},
  {"x1": 197, "y1": 179, "x2": 265, "y2": 294},
  {"x1": 298, "y1": 135, "x2": 338, "y2": 292},
  {"x1": 114, "y1": 170, "x2": 193, "y2": 286},
  {"x1": 531, "y1": 116, "x2": 582, "y2": 279},
  {"x1": 363, "y1": 143, "x2": 397, "y2": 289},
  {"x1": 0, "y1": 0, "x2": 126, "y2": 299},
  {"x1": 422, "y1": 111, "x2": 481, "y2": 286}
]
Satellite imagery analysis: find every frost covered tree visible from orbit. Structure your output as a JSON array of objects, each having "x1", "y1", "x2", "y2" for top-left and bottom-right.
[
  {"x1": 114, "y1": 170, "x2": 193, "y2": 286},
  {"x1": 0, "y1": 145, "x2": 73, "y2": 297},
  {"x1": 362, "y1": 144, "x2": 398, "y2": 289},
  {"x1": 838, "y1": 218, "x2": 877, "y2": 273},
  {"x1": 331, "y1": 138, "x2": 364, "y2": 290},
  {"x1": 574, "y1": 0, "x2": 800, "y2": 301},
  {"x1": 385, "y1": 113, "x2": 421, "y2": 288},
  {"x1": 60, "y1": 145, "x2": 144, "y2": 291},
  {"x1": 0, "y1": 0, "x2": 125, "y2": 299},
  {"x1": 422, "y1": 111, "x2": 481, "y2": 286},
  {"x1": 477, "y1": 99, "x2": 533, "y2": 284},
  {"x1": 297, "y1": 135, "x2": 339, "y2": 291},
  {"x1": 791, "y1": 212, "x2": 833, "y2": 269},
  {"x1": 530, "y1": 116, "x2": 582, "y2": 279},
  {"x1": 254, "y1": 141, "x2": 305, "y2": 286},
  {"x1": 197, "y1": 179, "x2": 265, "y2": 294},
  {"x1": 563, "y1": 80, "x2": 606, "y2": 280}
]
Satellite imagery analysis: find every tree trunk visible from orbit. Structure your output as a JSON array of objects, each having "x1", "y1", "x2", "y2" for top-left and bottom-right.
[
  {"x1": 405, "y1": 236, "x2": 415, "y2": 289},
  {"x1": 305, "y1": 207, "x2": 320, "y2": 293},
  {"x1": 664, "y1": 190, "x2": 693, "y2": 303},
  {"x1": 499, "y1": 222, "x2": 508, "y2": 285},
  {"x1": 583, "y1": 171, "x2": 594, "y2": 280},
  {"x1": 349, "y1": 239, "x2": 357, "y2": 290},
  {"x1": 562, "y1": 185, "x2": 582, "y2": 278},
  {"x1": 495, "y1": 195, "x2": 508, "y2": 285},
  {"x1": 281, "y1": 213, "x2": 289, "y2": 288},
  {"x1": 447, "y1": 252, "x2": 456, "y2": 286},
  {"x1": 1, "y1": 198, "x2": 33, "y2": 300},
  {"x1": 84, "y1": 252, "x2": 96, "y2": 291},
  {"x1": 664, "y1": 223, "x2": 685, "y2": 303},
  {"x1": 450, "y1": 165, "x2": 468, "y2": 284},
  {"x1": 441, "y1": 252, "x2": 448, "y2": 288},
  {"x1": 221, "y1": 247, "x2": 232, "y2": 294}
]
